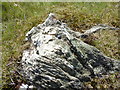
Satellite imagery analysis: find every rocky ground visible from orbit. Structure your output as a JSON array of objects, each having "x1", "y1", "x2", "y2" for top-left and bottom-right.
[{"x1": 19, "y1": 13, "x2": 120, "y2": 90}]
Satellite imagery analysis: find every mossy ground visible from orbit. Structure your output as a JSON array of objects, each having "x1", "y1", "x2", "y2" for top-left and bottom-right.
[{"x1": 2, "y1": 2, "x2": 120, "y2": 89}]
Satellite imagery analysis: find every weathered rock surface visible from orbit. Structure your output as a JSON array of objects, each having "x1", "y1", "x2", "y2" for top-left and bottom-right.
[{"x1": 21, "y1": 13, "x2": 120, "y2": 89}]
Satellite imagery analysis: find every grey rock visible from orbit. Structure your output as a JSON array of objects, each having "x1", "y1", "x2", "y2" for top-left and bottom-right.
[{"x1": 20, "y1": 13, "x2": 120, "y2": 89}]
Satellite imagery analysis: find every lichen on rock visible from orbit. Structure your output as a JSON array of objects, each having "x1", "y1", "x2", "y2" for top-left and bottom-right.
[{"x1": 20, "y1": 13, "x2": 120, "y2": 89}]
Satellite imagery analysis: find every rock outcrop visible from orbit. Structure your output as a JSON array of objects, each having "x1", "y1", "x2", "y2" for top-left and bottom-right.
[{"x1": 21, "y1": 13, "x2": 120, "y2": 89}]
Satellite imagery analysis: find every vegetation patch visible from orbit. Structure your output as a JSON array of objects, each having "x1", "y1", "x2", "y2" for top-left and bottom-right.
[{"x1": 2, "y1": 2, "x2": 120, "y2": 89}]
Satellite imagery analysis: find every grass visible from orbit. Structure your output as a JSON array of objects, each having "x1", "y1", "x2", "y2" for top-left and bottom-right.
[
  {"x1": 2, "y1": 2, "x2": 120, "y2": 89},
  {"x1": 84, "y1": 73, "x2": 120, "y2": 89}
]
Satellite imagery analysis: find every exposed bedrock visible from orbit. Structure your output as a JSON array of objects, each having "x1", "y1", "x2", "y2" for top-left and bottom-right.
[{"x1": 21, "y1": 13, "x2": 120, "y2": 89}]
